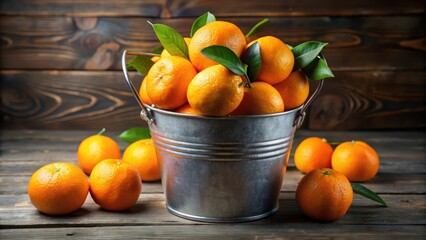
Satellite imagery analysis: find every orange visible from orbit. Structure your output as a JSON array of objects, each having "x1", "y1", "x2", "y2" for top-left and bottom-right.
[
  {"x1": 274, "y1": 70, "x2": 310, "y2": 110},
  {"x1": 296, "y1": 168, "x2": 353, "y2": 222},
  {"x1": 28, "y1": 162, "x2": 89, "y2": 215},
  {"x1": 294, "y1": 137, "x2": 333, "y2": 174},
  {"x1": 139, "y1": 76, "x2": 153, "y2": 106},
  {"x1": 231, "y1": 81, "x2": 284, "y2": 115},
  {"x1": 247, "y1": 36, "x2": 294, "y2": 85},
  {"x1": 146, "y1": 56, "x2": 197, "y2": 110},
  {"x1": 89, "y1": 159, "x2": 142, "y2": 211},
  {"x1": 187, "y1": 64, "x2": 244, "y2": 116},
  {"x1": 176, "y1": 103, "x2": 202, "y2": 115},
  {"x1": 161, "y1": 37, "x2": 191, "y2": 58},
  {"x1": 332, "y1": 141, "x2": 380, "y2": 182},
  {"x1": 77, "y1": 133, "x2": 121, "y2": 175},
  {"x1": 189, "y1": 21, "x2": 246, "y2": 71},
  {"x1": 122, "y1": 139, "x2": 161, "y2": 181}
]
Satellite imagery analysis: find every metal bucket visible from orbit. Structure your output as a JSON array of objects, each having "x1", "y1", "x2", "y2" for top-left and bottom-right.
[{"x1": 122, "y1": 50, "x2": 324, "y2": 222}]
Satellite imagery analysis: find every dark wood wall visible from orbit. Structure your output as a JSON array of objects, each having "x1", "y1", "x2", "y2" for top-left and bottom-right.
[{"x1": 1, "y1": 0, "x2": 425, "y2": 130}]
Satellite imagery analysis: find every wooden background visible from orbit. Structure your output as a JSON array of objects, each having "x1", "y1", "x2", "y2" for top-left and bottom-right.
[{"x1": 1, "y1": 0, "x2": 425, "y2": 130}]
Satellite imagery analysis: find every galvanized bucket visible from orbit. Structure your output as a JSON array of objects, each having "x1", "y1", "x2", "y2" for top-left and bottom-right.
[{"x1": 122, "y1": 50, "x2": 324, "y2": 222}]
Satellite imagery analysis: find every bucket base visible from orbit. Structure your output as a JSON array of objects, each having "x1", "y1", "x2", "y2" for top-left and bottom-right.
[{"x1": 166, "y1": 203, "x2": 279, "y2": 223}]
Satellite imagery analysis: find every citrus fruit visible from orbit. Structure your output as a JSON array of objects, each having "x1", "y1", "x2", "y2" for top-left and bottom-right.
[
  {"x1": 122, "y1": 139, "x2": 161, "y2": 181},
  {"x1": 247, "y1": 36, "x2": 294, "y2": 85},
  {"x1": 332, "y1": 140, "x2": 380, "y2": 182},
  {"x1": 77, "y1": 133, "x2": 121, "y2": 175},
  {"x1": 231, "y1": 81, "x2": 284, "y2": 115},
  {"x1": 274, "y1": 70, "x2": 310, "y2": 110},
  {"x1": 294, "y1": 137, "x2": 333, "y2": 174},
  {"x1": 146, "y1": 56, "x2": 197, "y2": 110},
  {"x1": 89, "y1": 159, "x2": 142, "y2": 211},
  {"x1": 28, "y1": 162, "x2": 89, "y2": 215},
  {"x1": 139, "y1": 76, "x2": 153, "y2": 106},
  {"x1": 161, "y1": 37, "x2": 191, "y2": 58},
  {"x1": 176, "y1": 103, "x2": 202, "y2": 115},
  {"x1": 189, "y1": 21, "x2": 246, "y2": 71},
  {"x1": 296, "y1": 168, "x2": 353, "y2": 222},
  {"x1": 187, "y1": 64, "x2": 244, "y2": 116}
]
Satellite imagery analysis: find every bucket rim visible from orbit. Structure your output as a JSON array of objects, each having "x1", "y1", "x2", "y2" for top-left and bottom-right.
[{"x1": 144, "y1": 104, "x2": 303, "y2": 120}]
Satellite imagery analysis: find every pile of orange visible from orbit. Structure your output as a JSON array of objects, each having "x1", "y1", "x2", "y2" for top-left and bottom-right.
[
  {"x1": 139, "y1": 20, "x2": 310, "y2": 117},
  {"x1": 294, "y1": 137, "x2": 380, "y2": 182},
  {"x1": 294, "y1": 137, "x2": 380, "y2": 221},
  {"x1": 28, "y1": 130, "x2": 160, "y2": 215}
]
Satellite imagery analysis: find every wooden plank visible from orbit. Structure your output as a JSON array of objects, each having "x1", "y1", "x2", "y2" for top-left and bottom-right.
[
  {"x1": 1, "y1": 71, "x2": 146, "y2": 130},
  {"x1": 0, "y1": 0, "x2": 165, "y2": 17},
  {"x1": 307, "y1": 71, "x2": 426, "y2": 130},
  {"x1": 2, "y1": 70, "x2": 425, "y2": 130},
  {"x1": 0, "y1": 0, "x2": 424, "y2": 17},
  {"x1": 0, "y1": 16, "x2": 425, "y2": 71},
  {"x1": 1, "y1": 225, "x2": 425, "y2": 240},
  {"x1": 0, "y1": 193, "x2": 424, "y2": 227}
]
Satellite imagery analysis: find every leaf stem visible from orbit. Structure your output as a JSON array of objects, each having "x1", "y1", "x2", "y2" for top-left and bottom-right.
[
  {"x1": 244, "y1": 73, "x2": 252, "y2": 88},
  {"x1": 97, "y1": 128, "x2": 106, "y2": 135}
]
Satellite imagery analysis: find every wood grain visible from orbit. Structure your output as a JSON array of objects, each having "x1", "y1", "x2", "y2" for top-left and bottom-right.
[
  {"x1": 1, "y1": 0, "x2": 424, "y2": 17},
  {"x1": 0, "y1": 193, "x2": 423, "y2": 226},
  {"x1": 1, "y1": 70, "x2": 146, "y2": 130},
  {"x1": 2, "y1": 70, "x2": 425, "y2": 130},
  {"x1": 308, "y1": 71, "x2": 426, "y2": 130},
  {"x1": 1, "y1": 16, "x2": 425, "y2": 71},
  {"x1": 1, "y1": 225, "x2": 425, "y2": 240}
]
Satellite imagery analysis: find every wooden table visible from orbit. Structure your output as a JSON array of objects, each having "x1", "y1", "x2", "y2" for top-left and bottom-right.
[{"x1": 1, "y1": 130, "x2": 425, "y2": 239}]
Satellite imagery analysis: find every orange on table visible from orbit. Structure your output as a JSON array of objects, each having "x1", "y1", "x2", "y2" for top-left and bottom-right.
[
  {"x1": 161, "y1": 37, "x2": 191, "y2": 58},
  {"x1": 77, "y1": 132, "x2": 121, "y2": 175},
  {"x1": 28, "y1": 162, "x2": 89, "y2": 215},
  {"x1": 122, "y1": 139, "x2": 161, "y2": 181},
  {"x1": 231, "y1": 81, "x2": 284, "y2": 115},
  {"x1": 89, "y1": 159, "x2": 142, "y2": 211},
  {"x1": 294, "y1": 137, "x2": 333, "y2": 174},
  {"x1": 146, "y1": 56, "x2": 197, "y2": 110},
  {"x1": 274, "y1": 70, "x2": 310, "y2": 110},
  {"x1": 332, "y1": 140, "x2": 380, "y2": 182},
  {"x1": 176, "y1": 103, "x2": 202, "y2": 115},
  {"x1": 296, "y1": 168, "x2": 353, "y2": 222},
  {"x1": 247, "y1": 36, "x2": 294, "y2": 85},
  {"x1": 187, "y1": 64, "x2": 244, "y2": 116},
  {"x1": 189, "y1": 21, "x2": 246, "y2": 71},
  {"x1": 139, "y1": 76, "x2": 153, "y2": 106}
]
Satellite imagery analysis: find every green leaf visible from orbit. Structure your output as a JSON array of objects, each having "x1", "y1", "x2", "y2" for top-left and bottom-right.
[
  {"x1": 292, "y1": 41, "x2": 328, "y2": 70},
  {"x1": 302, "y1": 56, "x2": 334, "y2": 80},
  {"x1": 126, "y1": 56, "x2": 154, "y2": 75},
  {"x1": 351, "y1": 182, "x2": 388, "y2": 207},
  {"x1": 190, "y1": 12, "x2": 216, "y2": 37},
  {"x1": 286, "y1": 44, "x2": 293, "y2": 50},
  {"x1": 151, "y1": 45, "x2": 164, "y2": 54},
  {"x1": 118, "y1": 128, "x2": 151, "y2": 144},
  {"x1": 148, "y1": 21, "x2": 189, "y2": 59},
  {"x1": 245, "y1": 18, "x2": 269, "y2": 38},
  {"x1": 201, "y1": 45, "x2": 246, "y2": 76},
  {"x1": 241, "y1": 42, "x2": 261, "y2": 82}
]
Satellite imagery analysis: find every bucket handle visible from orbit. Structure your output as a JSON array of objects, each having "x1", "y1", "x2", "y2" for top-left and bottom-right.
[
  {"x1": 121, "y1": 50, "x2": 160, "y2": 124},
  {"x1": 293, "y1": 78, "x2": 324, "y2": 129},
  {"x1": 293, "y1": 53, "x2": 327, "y2": 128}
]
